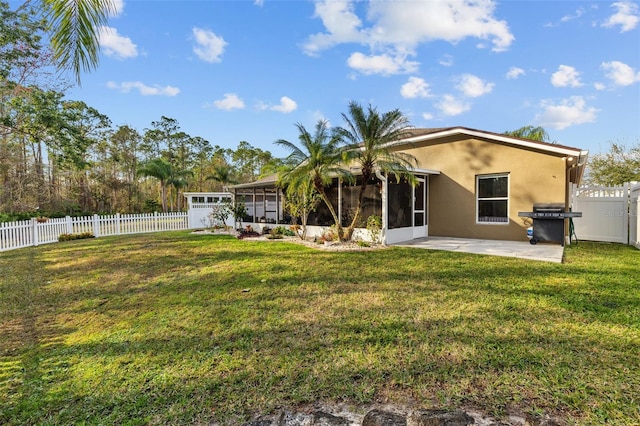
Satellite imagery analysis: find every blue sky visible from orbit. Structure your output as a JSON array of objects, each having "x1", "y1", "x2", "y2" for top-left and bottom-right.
[{"x1": 67, "y1": 0, "x2": 640, "y2": 159}]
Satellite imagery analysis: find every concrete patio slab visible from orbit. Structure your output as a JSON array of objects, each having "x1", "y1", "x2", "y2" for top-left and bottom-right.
[{"x1": 395, "y1": 237, "x2": 565, "y2": 263}]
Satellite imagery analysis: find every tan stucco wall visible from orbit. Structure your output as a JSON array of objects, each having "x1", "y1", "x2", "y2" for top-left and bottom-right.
[{"x1": 396, "y1": 135, "x2": 570, "y2": 241}]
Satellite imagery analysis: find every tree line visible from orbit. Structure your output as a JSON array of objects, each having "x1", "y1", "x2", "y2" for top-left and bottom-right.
[{"x1": 0, "y1": 1, "x2": 281, "y2": 220}]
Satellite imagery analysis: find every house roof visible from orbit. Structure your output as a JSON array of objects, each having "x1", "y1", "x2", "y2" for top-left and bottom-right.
[
  {"x1": 231, "y1": 173, "x2": 279, "y2": 190},
  {"x1": 396, "y1": 126, "x2": 587, "y2": 157}
]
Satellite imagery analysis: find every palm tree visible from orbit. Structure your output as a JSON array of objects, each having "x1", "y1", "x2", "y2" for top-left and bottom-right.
[
  {"x1": 206, "y1": 164, "x2": 238, "y2": 191},
  {"x1": 137, "y1": 158, "x2": 172, "y2": 212},
  {"x1": 137, "y1": 158, "x2": 192, "y2": 212},
  {"x1": 503, "y1": 125, "x2": 551, "y2": 142},
  {"x1": 169, "y1": 171, "x2": 193, "y2": 211},
  {"x1": 275, "y1": 120, "x2": 352, "y2": 239},
  {"x1": 334, "y1": 101, "x2": 418, "y2": 240},
  {"x1": 27, "y1": 0, "x2": 117, "y2": 84}
]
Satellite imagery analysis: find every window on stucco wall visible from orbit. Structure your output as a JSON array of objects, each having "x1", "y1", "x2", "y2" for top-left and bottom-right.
[{"x1": 477, "y1": 173, "x2": 509, "y2": 224}]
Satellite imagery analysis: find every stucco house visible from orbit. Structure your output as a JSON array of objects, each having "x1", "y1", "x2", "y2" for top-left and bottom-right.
[{"x1": 231, "y1": 127, "x2": 588, "y2": 245}]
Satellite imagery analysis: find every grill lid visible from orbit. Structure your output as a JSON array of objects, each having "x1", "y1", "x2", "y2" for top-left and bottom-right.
[{"x1": 533, "y1": 203, "x2": 565, "y2": 213}]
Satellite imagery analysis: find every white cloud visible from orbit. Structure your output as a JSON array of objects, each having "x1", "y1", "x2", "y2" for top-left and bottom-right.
[
  {"x1": 368, "y1": 0, "x2": 514, "y2": 52},
  {"x1": 534, "y1": 96, "x2": 598, "y2": 130},
  {"x1": 401, "y1": 77, "x2": 432, "y2": 99},
  {"x1": 456, "y1": 74, "x2": 494, "y2": 97},
  {"x1": 439, "y1": 54, "x2": 454, "y2": 67},
  {"x1": 213, "y1": 93, "x2": 245, "y2": 110},
  {"x1": 506, "y1": 67, "x2": 525, "y2": 79},
  {"x1": 601, "y1": 60, "x2": 640, "y2": 86},
  {"x1": 437, "y1": 94, "x2": 471, "y2": 116},
  {"x1": 109, "y1": 0, "x2": 125, "y2": 17},
  {"x1": 422, "y1": 112, "x2": 434, "y2": 120},
  {"x1": 259, "y1": 96, "x2": 298, "y2": 113},
  {"x1": 560, "y1": 7, "x2": 585, "y2": 23},
  {"x1": 594, "y1": 82, "x2": 607, "y2": 90},
  {"x1": 98, "y1": 26, "x2": 137, "y2": 59},
  {"x1": 303, "y1": 0, "x2": 365, "y2": 55},
  {"x1": 303, "y1": 0, "x2": 514, "y2": 74},
  {"x1": 551, "y1": 65, "x2": 583, "y2": 88},
  {"x1": 347, "y1": 52, "x2": 418, "y2": 75},
  {"x1": 106, "y1": 81, "x2": 180, "y2": 96},
  {"x1": 192, "y1": 27, "x2": 227, "y2": 63},
  {"x1": 254, "y1": 0, "x2": 264, "y2": 6},
  {"x1": 602, "y1": 1, "x2": 639, "y2": 32}
]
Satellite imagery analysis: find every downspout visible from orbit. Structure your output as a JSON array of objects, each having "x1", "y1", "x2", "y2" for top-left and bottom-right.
[
  {"x1": 564, "y1": 155, "x2": 580, "y2": 245},
  {"x1": 375, "y1": 169, "x2": 388, "y2": 245}
]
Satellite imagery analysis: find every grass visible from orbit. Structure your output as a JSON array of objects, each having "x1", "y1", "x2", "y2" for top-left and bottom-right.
[{"x1": 0, "y1": 232, "x2": 639, "y2": 425}]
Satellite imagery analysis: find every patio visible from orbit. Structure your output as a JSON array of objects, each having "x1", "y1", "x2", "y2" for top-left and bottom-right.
[{"x1": 396, "y1": 237, "x2": 565, "y2": 263}]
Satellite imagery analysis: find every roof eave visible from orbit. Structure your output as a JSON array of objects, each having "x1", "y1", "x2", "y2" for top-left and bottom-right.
[{"x1": 389, "y1": 127, "x2": 585, "y2": 156}]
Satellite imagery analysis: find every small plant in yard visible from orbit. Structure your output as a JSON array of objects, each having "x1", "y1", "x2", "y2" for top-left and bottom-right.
[
  {"x1": 289, "y1": 224, "x2": 301, "y2": 234},
  {"x1": 237, "y1": 229, "x2": 261, "y2": 239},
  {"x1": 58, "y1": 232, "x2": 95, "y2": 242},
  {"x1": 320, "y1": 227, "x2": 337, "y2": 243},
  {"x1": 229, "y1": 200, "x2": 247, "y2": 229},
  {"x1": 208, "y1": 203, "x2": 232, "y2": 229},
  {"x1": 366, "y1": 215, "x2": 382, "y2": 243},
  {"x1": 357, "y1": 240, "x2": 370, "y2": 247},
  {"x1": 266, "y1": 229, "x2": 284, "y2": 239},
  {"x1": 274, "y1": 226, "x2": 295, "y2": 237}
]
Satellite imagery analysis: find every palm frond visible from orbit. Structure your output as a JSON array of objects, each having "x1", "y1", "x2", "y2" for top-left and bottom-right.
[{"x1": 43, "y1": 0, "x2": 115, "y2": 84}]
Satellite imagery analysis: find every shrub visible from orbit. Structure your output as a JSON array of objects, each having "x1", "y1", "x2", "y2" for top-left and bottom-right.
[
  {"x1": 58, "y1": 232, "x2": 95, "y2": 242},
  {"x1": 237, "y1": 230, "x2": 261, "y2": 239},
  {"x1": 366, "y1": 215, "x2": 382, "y2": 243},
  {"x1": 274, "y1": 226, "x2": 295, "y2": 237}
]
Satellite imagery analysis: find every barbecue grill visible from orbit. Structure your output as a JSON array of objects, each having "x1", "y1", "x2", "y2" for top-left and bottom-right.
[{"x1": 518, "y1": 203, "x2": 582, "y2": 245}]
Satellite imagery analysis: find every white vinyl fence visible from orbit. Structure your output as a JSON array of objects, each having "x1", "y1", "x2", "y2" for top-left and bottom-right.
[
  {"x1": 0, "y1": 212, "x2": 188, "y2": 252},
  {"x1": 631, "y1": 184, "x2": 640, "y2": 249},
  {"x1": 572, "y1": 182, "x2": 640, "y2": 248}
]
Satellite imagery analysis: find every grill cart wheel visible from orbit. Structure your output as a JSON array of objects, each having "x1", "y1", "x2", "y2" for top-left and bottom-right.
[{"x1": 529, "y1": 238, "x2": 538, "y2": 245}]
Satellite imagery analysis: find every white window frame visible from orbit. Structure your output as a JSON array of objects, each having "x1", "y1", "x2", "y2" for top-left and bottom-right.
[{"x1": 476, "y1": 173, "x2": 509, "y2": 225}]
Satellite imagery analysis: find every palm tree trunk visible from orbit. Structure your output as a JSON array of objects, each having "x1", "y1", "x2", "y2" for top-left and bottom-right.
[
  {"x1": 318, "y1": 188, "x2": 344, "y2": 241},
  {"x1": 344, "y1": 171, "x2": 371, "y2": 240},
  {"x1": 160, "y1": 183, "x2": 168, "y2": 212}
]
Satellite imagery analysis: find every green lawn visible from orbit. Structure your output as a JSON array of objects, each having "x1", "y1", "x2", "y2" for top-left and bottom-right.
[{"x1": 1, "y1": 232, "x2": 638, "y2": 425}]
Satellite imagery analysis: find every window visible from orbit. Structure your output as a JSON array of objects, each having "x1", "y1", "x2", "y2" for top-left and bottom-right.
[{"x1": 477, "y1": 174, "x2": 509, "y2": 224}]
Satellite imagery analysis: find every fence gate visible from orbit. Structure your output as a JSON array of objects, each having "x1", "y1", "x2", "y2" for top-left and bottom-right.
[{"x1": 572, "y1": 184, "x2": 630, "y2": 244}]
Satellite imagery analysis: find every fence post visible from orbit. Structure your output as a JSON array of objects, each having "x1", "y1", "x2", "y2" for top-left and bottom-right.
[
  {"x1": 66, "y1": 216, "x2": 73, "y2": 234},
  {"x1": 154, "y1": 211, "x2": 159, "y2": 232},
  {"x1": 625, "y1": 183, "x2": 630, "y2": 245},
  {"x1": 32, "y1": 218, "x2": 39, "y2": 246},
  {"x1": 93, "y1": 214, "x2": 100, "y2": 238},
  {"x1": 116, "y1": 213, "x2": 121, "y2": 235}
]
